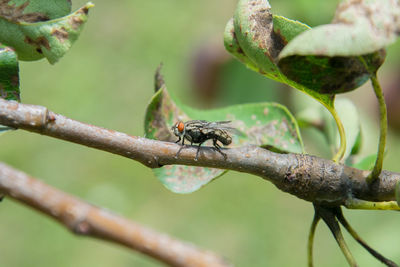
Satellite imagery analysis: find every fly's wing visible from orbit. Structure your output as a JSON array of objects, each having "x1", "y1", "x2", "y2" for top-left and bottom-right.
[
  {"x1": 213, "y1": 121, "x2": 245, "y2": 136},
  {"x1": 185, "y1": 120, "x2": 242, "y2": 136},
  {"x1": 202, "y1": 121, "x2": 231, "y2": 129},
  {"x1": 184, "y1": 120, "x2": 209, "y2": 129},
  {"x1": 203, "y1": 121, "x2": 234, "y2": 131}
]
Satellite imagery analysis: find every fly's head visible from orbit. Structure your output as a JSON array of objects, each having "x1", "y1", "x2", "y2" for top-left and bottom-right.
[{"x1": 172, "y1": 121, "x2": 185, "y2": 138}]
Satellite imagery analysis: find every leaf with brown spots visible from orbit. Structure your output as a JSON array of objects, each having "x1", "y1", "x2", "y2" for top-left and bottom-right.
[
  {"x1": 0, "y1": 0, "x2": 71, "y2": 22},
  {"x1": 224, "y1": 0, "x2": 335, "y2": 124},
  {"x1": 278, "y1": 0, "x2": 398, "y2": 93},
  {"x1": 0, "y1": 1, "x2": 93, "y2": 64},
  {"x1": 225, "y1": 0, "x2": 395, "y2": 162},
  {"x1": 144, "y1": 70, "x2": 303, "y2": 193}
]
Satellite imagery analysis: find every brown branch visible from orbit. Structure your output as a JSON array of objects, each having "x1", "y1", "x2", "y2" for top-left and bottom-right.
[
  {"x1": 0, "y1": 162, "x2": 231, "y2": 267},
  {"x1": 0, "y1": 98, "x2": 399, "y2": 205}
]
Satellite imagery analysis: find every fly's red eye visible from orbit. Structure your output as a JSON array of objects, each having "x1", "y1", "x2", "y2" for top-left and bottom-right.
[{"x1": 177, "y1": 122, "x2": 185, "y2": 132}]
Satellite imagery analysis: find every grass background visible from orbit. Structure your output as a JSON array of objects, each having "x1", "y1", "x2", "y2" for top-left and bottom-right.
[{"x1": 1, "y1": 0, "x2": 400, "y2": 266}]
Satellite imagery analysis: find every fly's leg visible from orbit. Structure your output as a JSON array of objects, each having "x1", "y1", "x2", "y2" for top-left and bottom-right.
[
  {"x1": 174, "y1": 136, "x2": 181, "y2": 143},
  {"x1": 213, "y1": 139, "x2": 227, "y2": 160},
  {"x1": 175, "y1": 146, "x2": 184, "y2": 159},
  {"x1": 195, "y1": 142, "x2": 205, "y2": 161},
  {"x1": 175, "y1": 137, "x2": 186, "y2": 159}
]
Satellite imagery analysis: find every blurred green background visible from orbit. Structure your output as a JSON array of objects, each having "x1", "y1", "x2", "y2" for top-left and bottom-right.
[{"x1": 1, "y1": 0, "x2": 400, "y2": 266}]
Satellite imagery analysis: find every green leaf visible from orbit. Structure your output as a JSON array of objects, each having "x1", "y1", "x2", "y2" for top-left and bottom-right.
[
  {"x1": 144, "y1": 75, "x2": 303, "y2": 194},
  {"x1": 225, "y1": 0, "x2": 335, "y2": 111},
  {"x1": 350, "y1": 154, "x2": 377, "y2": 171},
  {"x1": 5, "y1": 0, "x2": 71, "y2": 21},
  {"x1": 350, "y1": 131, "x2": 362, "y2": 156},
  {"x1": 272, "y1": 15, "x2": 310, "y2": 45},
  {"x1": 278, "y1": 50, "x2": 386, "y2": 95},
  {"x1": 232, "y1": 0, "x2": 282, "y2": 82},
  {"x1": 231, "y1": 0, "x2": 313, "y2": 84},
  {"x1": 0, "y1": 45, "x2": 19, "y2": 101},
  {"x1": 277, "y1": 0, "x2": 396, "y2": 94},
  {"x1": 0, "y1": 44, "x2": 19, "y2": 133},
  {"x1": 0, "y1": 1, "x2": 94, "y2": 64},
  {"x1": 225, "y1": 0, "x2": 396, "y2": 162},
  {"x1": 224, "y1": 18, "x2": 258, "y2": 72},
  {"x1": 279, "y1": 0, "x2": 400, "y2": 58}
]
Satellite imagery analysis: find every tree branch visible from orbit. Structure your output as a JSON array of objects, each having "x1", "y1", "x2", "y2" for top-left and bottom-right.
[
  {"x1": 0, "y1": 98, "x2": 399, "y2": 205},
  {"x1": 0, "y1": 162, "x2": 231, "y2": 267}
]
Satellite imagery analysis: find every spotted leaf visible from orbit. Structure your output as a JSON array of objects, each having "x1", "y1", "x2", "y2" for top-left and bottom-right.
[
  {"x1": 278, "y1": 0, "x2": 398, "y2": 93},
  {"x1": 224, "y1": 0, "x2": 335, "y2": 111},
  {"x1": 144, "y1": 71, "x2": 303, "y2": 193},
  {"x1": 0, "y1": 0, "x2": 93, "y2": 64}
]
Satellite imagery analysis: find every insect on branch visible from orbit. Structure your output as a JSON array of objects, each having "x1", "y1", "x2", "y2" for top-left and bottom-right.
[{"x1": 171, "y1": 120, "x2": 237, "y2": 160}]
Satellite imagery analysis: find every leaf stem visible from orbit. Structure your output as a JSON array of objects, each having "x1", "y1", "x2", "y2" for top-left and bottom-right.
[
  {"x1": 327, "y1": 106, "x2": 346, "y2": 162},
  {"x1": 344, "y1": 198, "x2": 400, "y2": 210},
  {"x1": 308, "y1": 213, "x2": 320, "y2": 267},
  {"x1": 367, "y1": 72, "x2": 387, "y2": 183}
]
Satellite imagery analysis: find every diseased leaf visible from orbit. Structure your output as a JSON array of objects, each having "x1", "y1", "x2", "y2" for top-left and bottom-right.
[
  {"x1": 232, "y1": 0, "x2": 282, "y2": 83},
  {"x1": 224, "y1": 18, "x2": 258, "y2": 72},
  {"x1": 279, "y1": 0, "x2": 400, "y2": 58},
  {"x1": 144, "y1": 74, "x2": 303, "y2": 194},
  {"x1": 0, "y1": 1, "x2": 93, "y2": 64},
  {"x1": 0, "y1": 44, "x2": 19, "y2": 133},
  {"x1": 2, "y1": 0, "x2": 71, "y2": 22},
  {"x1": 224, "y1": 0, "x2": 335, "y2": 118},
  {"x1": 278, "y1": 47, "x2": 386, "y2": 94},
  {"x1": 278, "y1": 0, "x2": 397, "y2": 94},
  {"x1": 225, "y1": 0, "x2": 396, "y2": 162}
]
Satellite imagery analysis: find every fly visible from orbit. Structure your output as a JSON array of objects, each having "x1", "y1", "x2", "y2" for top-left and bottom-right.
[{"x1": 171, "y1": 120, "x2": 236, "y2": 160}]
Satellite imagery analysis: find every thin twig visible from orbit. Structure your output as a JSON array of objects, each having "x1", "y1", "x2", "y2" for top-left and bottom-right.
[
  {"x1": 0, "y1": 162, "x2": 231, "y2": 267},
  {"x1": 0, "y1": 98, "x2": 399, "y2": 205}
]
